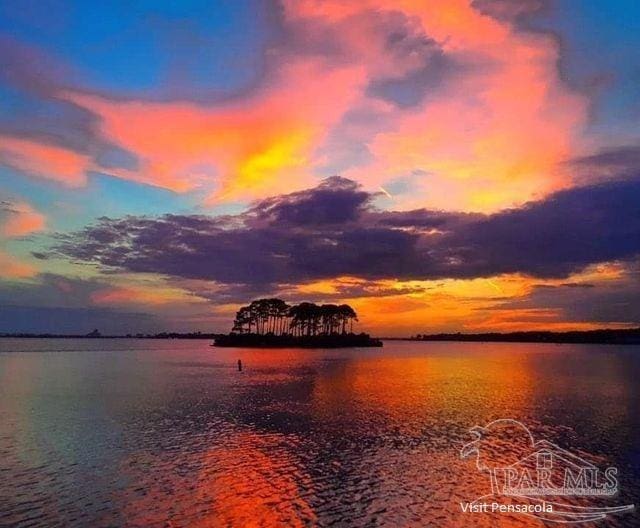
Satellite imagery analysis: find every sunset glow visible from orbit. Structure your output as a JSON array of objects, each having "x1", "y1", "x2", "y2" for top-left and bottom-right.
[{"x1": 1, "y1": 0, "x2": 638, "y2": 335}]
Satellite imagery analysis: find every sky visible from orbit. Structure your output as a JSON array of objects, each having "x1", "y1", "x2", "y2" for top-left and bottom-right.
[{"x1": 0, "y1": 0, "x2": 639, "y2": 335}]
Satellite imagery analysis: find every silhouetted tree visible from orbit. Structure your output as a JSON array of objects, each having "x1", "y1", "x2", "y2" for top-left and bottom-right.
[
  {"x1": 233, "y1": 298, "x2": 293, "y2": 336},
  {"x1": 231, "y1": 299, "x2": 358, "y2": 337},
  {"x1": 338, "y1": 304, "x2": 357, "y2": 334},
  {"x1": 232, "y1": 306, "x2": 252, "y2": 334}
]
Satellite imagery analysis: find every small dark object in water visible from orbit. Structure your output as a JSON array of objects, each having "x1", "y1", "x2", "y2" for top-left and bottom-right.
[{"x1": 237, "y1": 359, "x2": 242, "y2": 371}]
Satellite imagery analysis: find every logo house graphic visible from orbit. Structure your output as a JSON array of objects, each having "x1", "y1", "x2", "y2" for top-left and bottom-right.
[{"x1": 460, "y1": 419, "x2": 635, "y2": 523}]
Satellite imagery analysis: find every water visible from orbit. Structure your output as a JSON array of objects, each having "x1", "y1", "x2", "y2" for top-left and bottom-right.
[{"x1": 0, "y1": 339, "x2": 638, "y2": 527}]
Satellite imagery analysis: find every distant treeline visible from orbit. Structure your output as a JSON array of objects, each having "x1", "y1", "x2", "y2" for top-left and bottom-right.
[
  {"x1": 409, "y1": 328, "x2": 640, "y2": 345},
  {"x1": 232, "y1": 298, "x2": 358, "y2": 336}
]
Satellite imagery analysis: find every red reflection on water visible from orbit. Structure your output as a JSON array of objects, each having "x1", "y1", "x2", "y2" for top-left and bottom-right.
[{"x1": 117, "y1": 429, "x2": 315, "y2": 527}]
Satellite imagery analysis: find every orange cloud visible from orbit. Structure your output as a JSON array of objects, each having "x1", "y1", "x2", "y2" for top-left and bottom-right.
[
  {"x1": 337, "y1": 0, "x2": 588, "y2": 211},
  {"x1": 90, "y1": 284, "x2": 197, "y2": 307},
  {"x1": 292, "y1": 270, "x2": 633, "y2": 335},
  {"x1": 283, "y1": 0, "x2": 587, "y2": 211},
  {"x1": 0, "y1": 201, "x2": 44, "y2": 279},
  {"x1": 2, "y1": 0, "x2": 586, "y2": 215},
  {"x1": 31, "y1": 0, "x2": 585, "y2": 214},
  {"x1": 0, "y1": 135, "x2": 91, "y2": 186},
  {"x1": 64, "y1": 58, "x2": 366, "y2": 200},
  {"x1": 0, "y1": 250, "x2": 37, "y2": 278},
  {"x1": 469, "y1": 308, "x2": 625, "y2": 332},
  {"x1": 1, "y1": 201, "x2": 46, "y2": 237}
]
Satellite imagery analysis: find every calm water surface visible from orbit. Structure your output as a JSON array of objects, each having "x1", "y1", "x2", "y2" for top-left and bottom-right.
[{"x1": 0, "y1": 339, "x2": 638, "y2": 527}]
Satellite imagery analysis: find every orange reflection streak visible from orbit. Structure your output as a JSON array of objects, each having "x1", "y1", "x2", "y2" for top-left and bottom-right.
[
  {"x1": 311, "y1": 346, "x2": 536, "y2": 434},
  {"x1": 308, "y1": 344, "x2": 544, "y2": 526},
  {"x1": 198, "y1": 431, "x2": 316, "y2": 527},
  {"x1": 117, "y1": 429, "x2": 315, "y2": 527}
]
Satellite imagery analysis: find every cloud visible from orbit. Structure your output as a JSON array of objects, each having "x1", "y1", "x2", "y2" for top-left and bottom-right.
[
  {"x1": 90, "y1": 284, "x2": 198, "y2": 307},
  {"x1": 245, "y1": 176, "x2": 372, "y2": 227},
  {"x1": 0, "y1": 272, "x2": 113, "y2": 308},
  {"x1": 0, "y1": 37, "x2": 118, "y2": 184},
  {"x1": 471, "y1": 0, "x2": 547, "y2": 22},
  {"x1": 53, "y1": 176, "x2": 640, "y2": 286},
  {"x1": 0, "y1": 200, "x2": 46, "y2": 237},
  {"x1": 571, "y1": 145, "x2": 640, "y2": 170},
  {"x1": 61, "y1": 56, "x2": 365, "y2": 198},
  {"x1": 437, "y1": 177, "x2": 640, "y2": 278},
  {"x1": 0, "y1": 35, "x2": 74, "y2": 97},
  {"x1": 0, "y1": 134, "x2": 92, "y2": 186},
  {"x1": 1, "y1": 1, "x2": 589, "y2": 211},
  {"x1": 283, "y1": 0, "x2": 588, "y2": 211},
  {"x1": 0, "y1": 199, "x2": 46, "y2": 278},
  {"x1": 487, "y1": 261, "x2": 640, "y2": 326},
  {"x1": 566, "y1": 145, "x2": 640, "y2": 185},
  {"x1": 0, "y1": 251, "x2": 37, "y2": 278}
]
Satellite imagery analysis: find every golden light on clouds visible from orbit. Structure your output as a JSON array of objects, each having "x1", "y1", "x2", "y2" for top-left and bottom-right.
[
  {"x1": 0, "y1": 0, "x2": 583, "y2": 213},
  {"x1": 288, "y1": 267, "x2": 634, "y2": 336}
]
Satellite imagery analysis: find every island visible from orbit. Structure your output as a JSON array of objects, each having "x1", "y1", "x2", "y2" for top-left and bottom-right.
[{"x1": 212, "y1": 298, "x2": 383, "y2": 348}]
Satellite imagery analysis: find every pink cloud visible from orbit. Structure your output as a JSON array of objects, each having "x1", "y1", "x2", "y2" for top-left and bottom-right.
[
  {"x1": 0, "y1": 135, "x2": 91, "y2": 186},
  {"x1": 334, "y1": 0, "x2": 588, "y2": 211},
  {"x1": 1, "y1": 201, "x2": 46, "y2": 237}
]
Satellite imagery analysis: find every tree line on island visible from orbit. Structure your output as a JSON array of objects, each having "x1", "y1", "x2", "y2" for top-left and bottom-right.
[
  {"x1": 231, "y1": 298, "x2": 358, "y2": 336},
  {"x1": 213, "y1": 298, "x2": 382, "y2": 347}
]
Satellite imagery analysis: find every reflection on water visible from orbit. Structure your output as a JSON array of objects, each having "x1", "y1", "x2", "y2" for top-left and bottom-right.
[{"x1": 0, "y1": 339, "x2": 638, "y2": 527}]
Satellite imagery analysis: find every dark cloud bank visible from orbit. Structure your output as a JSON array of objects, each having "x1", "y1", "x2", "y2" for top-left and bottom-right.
[{"x1": 54, "y1": 176, "x2": 640, "y2": 286}]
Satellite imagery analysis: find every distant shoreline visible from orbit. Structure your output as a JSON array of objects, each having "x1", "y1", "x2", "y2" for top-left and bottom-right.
[
  {"x1": 1, "y1": 327, "x2": 639, "y2": 345},
  {"x1": 395, "y1": 327, "x2": 640, "y2": 345}
]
